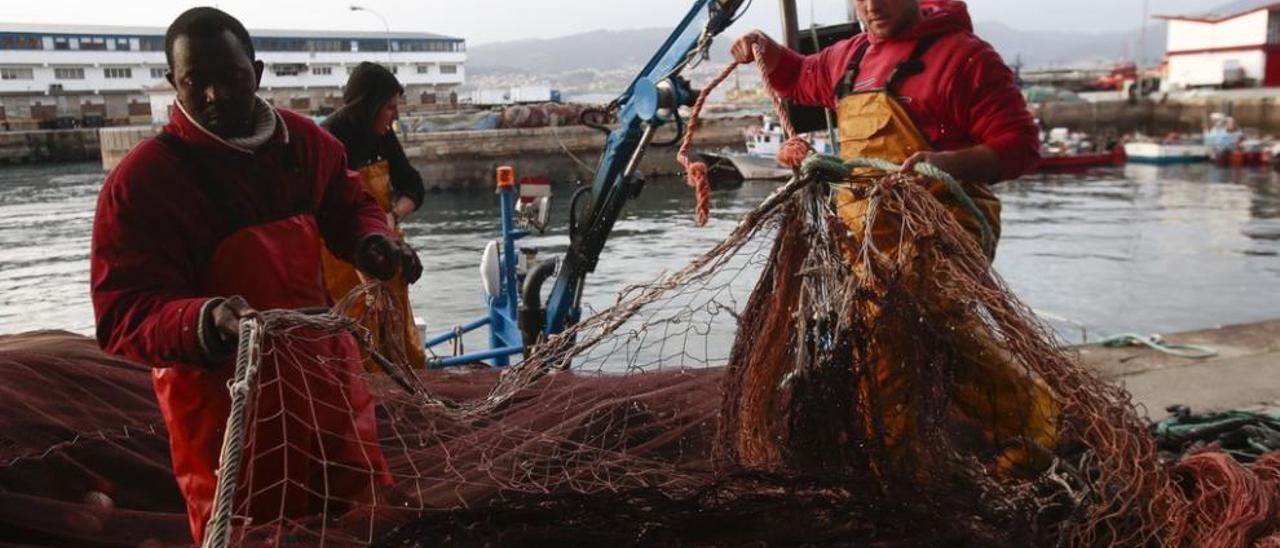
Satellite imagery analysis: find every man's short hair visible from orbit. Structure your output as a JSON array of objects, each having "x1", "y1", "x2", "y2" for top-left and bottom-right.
[{"x1": 164, "y1": 7, "x2": 256, "y2": 68}]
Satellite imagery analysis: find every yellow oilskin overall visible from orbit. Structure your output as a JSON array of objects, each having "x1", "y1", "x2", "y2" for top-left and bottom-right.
[
  {"x1": 321, "y1": 160, "x2": 428, "y2": 371},
  {"x1": 834, "y1": 38, "x2": 1058, "y2": 476}
]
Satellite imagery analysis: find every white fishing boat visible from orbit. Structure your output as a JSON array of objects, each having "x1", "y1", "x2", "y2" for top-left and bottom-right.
[
  {"x1": 1123, "y1": 141, "x2": 1209, "y2": 164},
  {"x1": 698, "y1": 116, "x2": 836, "y2": 183}
]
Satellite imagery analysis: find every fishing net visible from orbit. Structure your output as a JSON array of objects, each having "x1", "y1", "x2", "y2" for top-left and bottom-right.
[{"x1": 5, "y1": 61, "x2": 1280, "y2": 548}]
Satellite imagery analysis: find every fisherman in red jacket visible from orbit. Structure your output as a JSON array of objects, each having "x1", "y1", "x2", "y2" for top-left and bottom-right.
[
  {"x1": 731, "y1": 0, "x2": 1057, "y2": 474},
  {"x1": 90, "y1": 7, "x2": 421, "y2": 542}
]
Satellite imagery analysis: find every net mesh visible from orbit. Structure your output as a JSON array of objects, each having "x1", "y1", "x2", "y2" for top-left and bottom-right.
[
  {"x1": 4, "y1": 165, "x2": 1280, "y2": 546},
  {"x1": 7, "y1": 65, "x2": 1280, "y2": 548}
]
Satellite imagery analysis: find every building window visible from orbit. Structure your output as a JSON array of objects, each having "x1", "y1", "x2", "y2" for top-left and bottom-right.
[
  {"x1": 272, "y1": 63, "x2": 307, "y2": 76},
  {"x1": 439, "y1": 64, "x2": 458, "y2": 74},
  {"x1": 0, "y1": 34, "x2": 42, "y2": 50},
  {"x1": 1, "y1": 67, "x2": 35, "y2": 80},
  {"x1": 54, "y1": 67, "x2": 85, "y2": 79},
  {"x1": 401, "y1": 39, "x2": 461, "y2": 52},
  {"x1": 355, "y1": 39, "x2": 389, "y2": 52},
  {"x1": 104, "y1": 67, "x2": 132, "y2": 79},
  {"x1": 80, "y1": 36, "x2": 107, "y2": 51},
  {"x1": 311, "y1": 66, "x2": 332, "y2": 75},
  {"x1": 307, "y1": 39, "x2": 345, "y2": 52},
  {"x1": 53, "y1": 37, "x2": 70, "y2": 50},
  {"x1": 1270, "y1": 11, "x2": 1280, "y2": 44},
  {"x1": 253, "y1": 37, "x2": 308, "y2": 52},
  {"x1": 416, "y1": 64, "x2": 431, "y2": 74},
  {"x1": 150, "y1": 67, "x2": 167, "y2": 79},
  {"x1": 139, "y1": 37, "x2": 164, "y2": 51},
  {"x1": 114, "y1": 37, "x2": 131, "y2": 51}
]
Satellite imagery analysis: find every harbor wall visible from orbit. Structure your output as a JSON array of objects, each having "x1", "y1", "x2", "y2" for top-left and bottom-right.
[
  {"x1": 0, "y1": 128, "x2": 100, "y2": 165},
  {"x1": 401, "y1": 115, "x2": 756, "y2": 190},
  {"x1": 1036, "y1": 95, "x2": 1280, "y2": 136},
  {"x1": 86, "y1": 114, "x2": 756, "y2": 186}
]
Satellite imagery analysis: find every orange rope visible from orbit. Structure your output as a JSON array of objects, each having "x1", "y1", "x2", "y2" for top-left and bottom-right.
[{"x1": 678, "y1": 43, "x2": 813, "y2": 227}]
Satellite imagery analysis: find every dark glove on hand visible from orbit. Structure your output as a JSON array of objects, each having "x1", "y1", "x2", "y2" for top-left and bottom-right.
[
  {"x1": 356, "y1": 234, "x2": 423, "y2": 283},
  {"x1": 199, "y1": 295, "x2": 259, "y2": 364}
]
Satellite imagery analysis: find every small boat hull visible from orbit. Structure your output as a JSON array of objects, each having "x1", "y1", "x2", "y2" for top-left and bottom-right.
[
  {"x1": 1124, "y1": 142, "x2": 1209, "y2": 164},
  {"x1": 1211, "y1": 150, "x2": 1269, "y2": 168},
  {"x1": 697, "y1": 152, "x2": 791, "y2": 183},
  {"x1": 1036, "y1": 146, "x2": 1126, "y2": 171}
]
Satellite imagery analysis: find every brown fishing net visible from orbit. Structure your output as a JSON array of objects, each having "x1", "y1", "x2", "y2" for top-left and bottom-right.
[{"x1": 4, "y1": 169, "x2": 1280, "y2": 546}]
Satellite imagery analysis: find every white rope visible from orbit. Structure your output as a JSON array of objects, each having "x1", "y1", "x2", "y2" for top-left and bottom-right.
[{"x1": 202, "y1": 317, "x2": 263, "y2": 548}]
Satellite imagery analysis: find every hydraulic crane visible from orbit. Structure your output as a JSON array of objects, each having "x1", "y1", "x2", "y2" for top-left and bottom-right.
[{"x1": 425, "y1": 0, "x2": 749, "y2": 367}]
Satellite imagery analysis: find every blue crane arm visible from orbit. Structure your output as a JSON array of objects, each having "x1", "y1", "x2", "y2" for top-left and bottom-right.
[{"x1": 544, "y1": 0, "x2": 747, "y2": 335}]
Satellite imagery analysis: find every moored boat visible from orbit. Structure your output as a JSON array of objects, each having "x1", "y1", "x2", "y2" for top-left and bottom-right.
[
  {"x1": 1036, "y1": 146, "x2": 1126, "y2": 170},
  {"x1": 698, "y1": 115, "x2": 835, "y2": 184},
  {"x1": 1034, "y1": 127, "x2": 1126, "y2": 172},
  {"x1": 1123, "y1": 141, "x2": 1209, "y2": 164}
]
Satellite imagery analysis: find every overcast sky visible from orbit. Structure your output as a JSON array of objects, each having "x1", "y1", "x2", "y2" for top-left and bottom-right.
[{"x1": 2, "y1": 1, "x2": 1223, "y2": 45}]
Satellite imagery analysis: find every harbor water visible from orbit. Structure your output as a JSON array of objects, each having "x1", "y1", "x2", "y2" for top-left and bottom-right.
[{"x1": 1, "y1": 162, "x2": 1278, "y2": 348}]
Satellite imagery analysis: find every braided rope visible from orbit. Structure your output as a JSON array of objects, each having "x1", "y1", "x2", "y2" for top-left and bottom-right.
[
  {"x1": 202, "y1": 318, "x2": 263, "y2": 548},
  {"x1": 678, "y1": 43, "x2": 802, "y2": 226},
  {"x1": 800, "y1": 153, "x2": 996, "y2": 257},
  {"x1": 677, "y1": 61, "x2": 737, "y2": 226}
]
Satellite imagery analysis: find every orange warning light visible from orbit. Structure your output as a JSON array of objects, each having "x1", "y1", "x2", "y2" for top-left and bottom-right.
[{"x1": 496, "y1": 166, "x2": 515, "y2": 188}]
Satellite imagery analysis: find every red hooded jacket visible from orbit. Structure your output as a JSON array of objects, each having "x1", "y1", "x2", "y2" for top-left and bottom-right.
[
  {"x1": 91, "y1": 104, "x2": 391, "y2": 368},
  {"x1": 766, "y1": 0, "x2": 1039, "y2": 181}
]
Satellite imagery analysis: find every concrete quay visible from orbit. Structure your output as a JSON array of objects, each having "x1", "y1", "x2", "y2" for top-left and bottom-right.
[
  {"x1": 1078, "y1": 319, "x2": 1280, "y2": 418},
  {"x1": 93, "y1": 114, "x2": 757, "y2": 187}
]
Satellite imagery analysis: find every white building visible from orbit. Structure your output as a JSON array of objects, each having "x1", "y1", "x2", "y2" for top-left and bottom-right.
[
  {"x1": 0, "y1": 22, "x2": 466, "y2": 129},
  {"x1": 1157, "y1": 4, "x2": 1280, "y2": 90}
]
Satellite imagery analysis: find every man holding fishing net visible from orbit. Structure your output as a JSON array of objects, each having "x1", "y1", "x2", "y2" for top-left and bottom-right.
[
  {"x1": 729, "y1": 0, "x2": 1057, "y2": 474},
  {"x1": 90, "y1": 7, "x2": 422, "y2": 543}
]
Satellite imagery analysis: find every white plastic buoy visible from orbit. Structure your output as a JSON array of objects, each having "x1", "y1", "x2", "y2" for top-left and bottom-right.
[{"x1": 480, "y1": 241, "x2": 501, "y2": 298}]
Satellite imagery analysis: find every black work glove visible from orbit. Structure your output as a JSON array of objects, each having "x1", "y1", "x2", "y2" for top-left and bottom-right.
[
  {"x1": 199, "y1": 295, "x2": 259, "y2": 364},
  {"x1": 356, "y1": 233, "x2": 423, "y2": 283}
]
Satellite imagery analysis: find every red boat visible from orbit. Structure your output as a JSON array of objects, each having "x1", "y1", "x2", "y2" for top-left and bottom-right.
[
  {"x1": 1035, "y1": 144, "x2": 1126, "y2": 171},
  {"x1": 1211, "y1": 149, "x2": 1270, "y2": 168}
]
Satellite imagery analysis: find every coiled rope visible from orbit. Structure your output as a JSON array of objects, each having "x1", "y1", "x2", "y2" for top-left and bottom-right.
[{"x1": 1099, "y1": 332, "x2": 1218, "y2": 360}]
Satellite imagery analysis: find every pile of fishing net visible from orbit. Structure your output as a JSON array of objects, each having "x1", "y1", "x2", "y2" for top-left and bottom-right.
[{"x1": 5, "y1": 155, "x2": 1280, "y2": 546}]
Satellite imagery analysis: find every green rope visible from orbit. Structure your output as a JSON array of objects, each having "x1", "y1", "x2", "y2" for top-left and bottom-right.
[
  {"x1": 799, "y1": 153, "x2": 996, "y2": 257},
  {"x1": 1098, "y1": 332, "x2": 1218, "y2": 360}
]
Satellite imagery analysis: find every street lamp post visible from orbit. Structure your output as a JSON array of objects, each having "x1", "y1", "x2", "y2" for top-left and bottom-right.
[{"x1": 350, "y1": 5, "x2": 393, "y2": 64}]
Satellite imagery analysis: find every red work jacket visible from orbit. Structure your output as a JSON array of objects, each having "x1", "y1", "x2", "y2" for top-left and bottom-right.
[
  {"x1": 91, "y1": 105, "x2": 390, "y2": 367},
  {"x1": 766, "y1": 0, "x2": 1040, "y2": 181}
]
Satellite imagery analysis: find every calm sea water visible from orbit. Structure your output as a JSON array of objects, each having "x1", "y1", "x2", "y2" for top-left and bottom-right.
[{"x1": 1, "y1": 162, "x2": 1278, "y2": 346}]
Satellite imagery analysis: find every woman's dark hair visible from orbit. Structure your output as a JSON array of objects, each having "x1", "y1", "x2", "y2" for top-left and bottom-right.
[{"x1": 330, "y1": 62, "x2": 405, "y2": 137}]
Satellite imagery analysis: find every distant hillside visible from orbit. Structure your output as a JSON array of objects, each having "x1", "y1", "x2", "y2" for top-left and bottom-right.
[
  {"x1": 468, "y1": 29, "x2": 722, "y2": 76},
  {"x1": 467, "y1": 24, "x2": 1162, "y2": 92},
  {"x1": 977, "y1": 21, "x2": 1166, "y2": 68},
  {"x1": 466, "y1": 0, "x2": 1272, "y2": 83}
]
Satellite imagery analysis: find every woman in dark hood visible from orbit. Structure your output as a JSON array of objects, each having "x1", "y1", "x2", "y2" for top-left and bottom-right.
[
  {"x1": 324, "y1": 61, "x2": 425, "y2": 220},
  {"x1": 321, "y1": 61, "x2": 427, "y2": 370}
]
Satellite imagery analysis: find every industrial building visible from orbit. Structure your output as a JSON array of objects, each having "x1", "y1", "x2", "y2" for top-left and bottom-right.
[
  {"x1": 1157, "y1": 3, "x2": 1280, "y2": 89},
  {"x1": 0, "y1": 22, "x2": 465, "y2": 129}
]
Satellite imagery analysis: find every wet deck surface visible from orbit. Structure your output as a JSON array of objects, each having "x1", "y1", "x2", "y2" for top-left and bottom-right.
[{"x1": 1080, "y1": 319, "x2": 1280, "y2": 418}]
